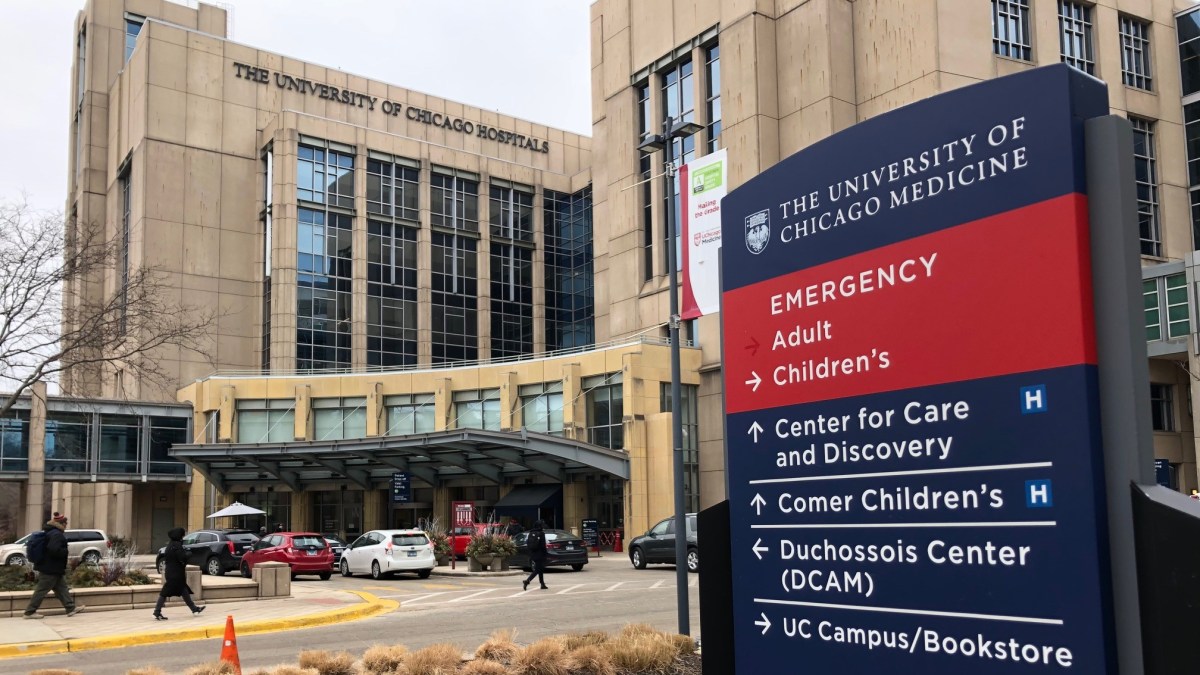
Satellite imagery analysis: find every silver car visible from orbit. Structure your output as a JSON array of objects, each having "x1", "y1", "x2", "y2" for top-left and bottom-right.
[
  {"x1": 0, "y1": 532, "x2": 36, "y2": 566},
  {"x1": 338, "y1": 529, "x2": 435, "y2": 580}
]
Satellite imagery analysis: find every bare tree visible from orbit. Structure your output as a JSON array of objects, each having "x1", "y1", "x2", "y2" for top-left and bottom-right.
[{"x1": 0, "y1": 200, "x2": 216, "y2": 416}]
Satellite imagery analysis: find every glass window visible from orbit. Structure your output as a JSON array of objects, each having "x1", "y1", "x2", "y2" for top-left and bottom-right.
[
  {"x1": 313, "y1": 397, "x2": 367, "y2": 441},
  {"x1": 392, "y1": 534, "x2": 429, "y2": 546},
  {"x1": 1144, "y1": 278, "x2": 1162, "y2": 341},
  {"x1": 666, "y1": 134, "x2": 696, "y2": 272},
  {"x1": 125, "y1": 15, "x2": 144, "y2": 63},
  {"x1": 1131, "y1": 118, "x2": 1160, "y2": 257},
  {"x1": 649, "y1": 519, "x2": 671, "y2": 536},
  {"x1": 431, "y1": 231, "x2": 478, "y2": 364},
  {"x1": 640, "y1": 152, "x2": 654, "y2": 281},
  {"x1": 520, "y1": 382, "x2": 564, "y2": 435},
  {"x1": 1167, "y1": 274, "x2": 1190, "y2": 339},
  {"x1": 636, "y1": 82, "x2": 651, "y2": 142},
  {"x1": 119, "y1": 164, "x2": 131, "y2": 334},
  {"x1": 1058, "y1": 1, "x2": 1094, "y2": 74},
  {"x1": 1120, "y1": 16, "x2": 1153, "y2": 91},
  {"x1": 489, "y1": 184, "x2": 534, "y2": 241},
  {"x1": 992, "y1": 0, "x2": 1032, "y2": 61},
  {"x1": 236, "y1": 400, "x2": 295, "y2": 443},
  {"x1": 544, "y1": 186, "x2": 595, "y2": 351},
  {"x1": 366, "y1": 158, "x2": 419, "y2": 221},
  {"x1": 661, "y1": 58, "x2": 694, "y2": 125},
  {"x1": 148, "y1": 416, "x2": 188, "y2": 476},
  {"x1": 384, "y1": 394, "x2": 436, "y2": 435},
  {"x1": 491, "y1": 242, "x2": 534, "y2": 358},
  {"x1": 662, "y1": 383, "x2": 700, "y2": 513},
  {"x1": 45, "y1": 412, "x2": 90, "y2": 473},
  {"x1": 298, "y1": 143, "x2": 354, "y2": 208},
  {"x1": 585, "y1": 373, "x2": 624, "y2": 449},
  {"x1": 430, "y1": 171, "x2": 479, "y2": 232},
  {"x1": 297, "y1": 208, "x2": 352, "y2": 370},
  {"x1": 367, "y1": 221, "x2": 418, "y2": 366},
  {"x1": 1150, "y1": 383, "x2": 1175, "y2": 431},
  {"x1": 1180, "y1": 10, "x2": 1200, "y2": 97},
  {"x1": 0, "y1": 409, "x2": 30, "y2": 472},
  {"x1": 705, "y1": 43, "x2": 721, "y2": 152},
  {"x1": 453, "y1": 389, "x2": 501, "y2": 430},
  {"x1": 99, "y1": 414, "x2": 140, "y2": 474}
]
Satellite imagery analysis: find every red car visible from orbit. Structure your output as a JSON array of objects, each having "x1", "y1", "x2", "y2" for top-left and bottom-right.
[
  {"x1": 448, "y1": 524, "x2": 489, "y2": 559},
  {"x1": 240, "y1": 532, "x2": 333, "y2": 580}
]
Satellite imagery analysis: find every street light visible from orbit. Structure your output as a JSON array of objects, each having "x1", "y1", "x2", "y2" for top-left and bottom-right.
[{"x1": 639, "y1": 115, "x2": 703, "y2": 636}]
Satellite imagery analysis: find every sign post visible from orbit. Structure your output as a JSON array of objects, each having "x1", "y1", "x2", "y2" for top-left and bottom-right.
[
  {"x1": 581, "y1": 518, "x2": 599, "y2": 556},
  {"x1": 720, "y1": 65, "x2": 1119, "y2": 673}
]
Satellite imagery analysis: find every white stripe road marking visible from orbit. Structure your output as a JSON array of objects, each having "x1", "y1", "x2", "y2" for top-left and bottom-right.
[
  {"x1": 555, "y1": 584, "x2": 585, "y2": 595},
  {"x1": 650, "y1": 580, "x2": 665, "y2": 589},
  {"x1": 605, "y1": 582, "x2": 624, "y2": 591},
  {"x1": 449, "y1": 589, "x2": 499, "y2": 603},
  {"x1": 375, "y1": 591, "x2": 446, "y2": 602}
]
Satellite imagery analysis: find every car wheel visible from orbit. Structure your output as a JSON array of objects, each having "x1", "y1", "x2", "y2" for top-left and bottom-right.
[
  {"x1": 340, "y1": 559, "x2": 352, "y2": 577},
  {"x1": 417, "y1": 569, "x2": 432, "y2": 579},
  {"x1": 240, "y1": 561, "x2": 252, "y2": 578},
  {"x1": 319, "y1": 572, "x2": 331, "y2": 581},
  {"x1": 7, "y1": 553, "x2": 27, "y2": 567},
  {"x1": 631, "y1": 547, "x2": 646, "y2": 569},
  {"x1": 206, "y1": 556, "x2": 224, "y2": 576},
  {"x1": 371, "y1": 560, "x2": 383, "y2": 580},
  {"x1": 687, "y1": 548, "x2": 699, "y2": 573},
  {"x1": 571, "y1": 563, "x2": 585, "y2": 571},
  {"x1": 82, "y1": 551, "x2": 101, "y2": 565},
  {"x1": 156, "y1": 557, "x2": 166, "y2": 575}
]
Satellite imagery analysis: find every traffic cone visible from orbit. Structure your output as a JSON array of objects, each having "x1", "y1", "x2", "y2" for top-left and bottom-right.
[{"x1": 220, "y1": 615, "x2": 242, "y2": 675}]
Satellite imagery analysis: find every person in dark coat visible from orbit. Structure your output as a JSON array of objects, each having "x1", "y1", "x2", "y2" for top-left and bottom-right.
[
  {"x1": 153, "y1": 527, "x2": 204, "y2": 620},
  {"x1": 522, "y1": 520, "x2": 549, "y2": 591},
  {"x1": 23, "y1": 514, "x2": 84, "y2": 619},
  {"x1": 505, "y1": 518, "x2": 524, "y2": 537}
]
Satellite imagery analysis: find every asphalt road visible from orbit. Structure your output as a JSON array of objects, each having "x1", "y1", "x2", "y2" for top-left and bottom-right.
[{"x1": 5, "y1": 555, "x2": 702, "y2": 674}]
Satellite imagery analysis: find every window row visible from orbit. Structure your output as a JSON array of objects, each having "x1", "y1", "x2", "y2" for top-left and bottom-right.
[
  {"x1": 1144, "y1": 273, "x2": 1190, "y2": 342},
  {"x1": 992, "y1": 1, "x2": 1153, "y2": 91}
]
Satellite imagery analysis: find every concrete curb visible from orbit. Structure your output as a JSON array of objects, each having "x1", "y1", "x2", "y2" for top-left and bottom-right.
[{"x1": 0, "y1": 591, "x2": 398, "y2": 660}]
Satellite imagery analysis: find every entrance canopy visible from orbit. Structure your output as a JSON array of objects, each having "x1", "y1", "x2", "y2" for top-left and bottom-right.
[
  {"x1": 169, "y1": 428, "x2": 629, "y2": 493},
  {"x1": 494, "y1": 484, "x2": 562, "y2": 508}
]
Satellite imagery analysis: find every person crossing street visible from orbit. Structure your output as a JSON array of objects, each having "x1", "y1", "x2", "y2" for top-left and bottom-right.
[
  {"x1": 521, "y1": 520, "x2": 549, "y2": 591},
  {"x1": 22, "y1": 514, "x2": 85, "y2": 619}
]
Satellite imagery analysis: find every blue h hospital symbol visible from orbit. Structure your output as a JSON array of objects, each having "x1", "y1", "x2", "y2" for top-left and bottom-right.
[
  {"x1": 1026, "y1": 480, "x2": 1053, "y2": 508},
  {"x1": 1020, "y1": 385, "x2": 1047, "y2": 414}
]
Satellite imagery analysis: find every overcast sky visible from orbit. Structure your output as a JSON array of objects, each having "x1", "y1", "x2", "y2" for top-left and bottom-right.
[{"x1": 0, "y1": 0, "x2": 593, "y2": 215}]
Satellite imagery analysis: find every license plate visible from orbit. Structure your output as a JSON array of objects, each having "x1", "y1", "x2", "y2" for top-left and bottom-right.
[
  {"x1": 565, "y1": 545, "x2": 575, "y2": 550},
  {"x1": 306, "y1": 550, "x2": 318, "y2": 556},
  {"x1": 407, "y1": 550, "x2": 418, "y2": 557}
]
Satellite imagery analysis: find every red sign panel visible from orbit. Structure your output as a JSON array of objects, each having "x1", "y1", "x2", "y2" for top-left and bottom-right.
[{"x1": 452, "y1": 501, "x2": 475, "y2": 528}]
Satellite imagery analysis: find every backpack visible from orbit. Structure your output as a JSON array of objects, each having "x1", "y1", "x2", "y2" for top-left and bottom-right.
[{"x1": 26, "y1": 530, "x2": 48, "y2": 565}]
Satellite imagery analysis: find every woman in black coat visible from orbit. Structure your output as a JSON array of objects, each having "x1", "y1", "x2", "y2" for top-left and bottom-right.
[{"x1": 153, "y1": 527, "x2": 205, "y2": 620}]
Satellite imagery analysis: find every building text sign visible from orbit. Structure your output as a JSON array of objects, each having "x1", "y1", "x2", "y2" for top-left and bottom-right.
[
  {"x1": 720, "y1": 65, "x2": 1115, "y2": 673},
  {"x1": 232, "y1": 63, "x2": 551, "y2": 153}
]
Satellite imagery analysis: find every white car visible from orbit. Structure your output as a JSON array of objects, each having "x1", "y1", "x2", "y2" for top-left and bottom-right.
[
  {"x1": 2, "y1": 529, "x2": 111, "y2": 566},
  {"x1": 339, "y1": 529, "x2": 435, "y2": 580},
  {"x1": 1, "y1": 532, "x2": 36, "y2": 566}
]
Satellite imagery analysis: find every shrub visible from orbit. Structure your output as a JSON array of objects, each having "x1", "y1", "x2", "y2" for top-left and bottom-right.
[
  {"x1": 669, "y1": 633, "x2": 696, "y2": 656},
  {"x1": 182, "y1": 663, "x2": 237, "y2": 675},
  {"x1": 607, "y1": 631, "x2": 678, "y2": 674},
  {"x1": 0, "y1": 564, "x2": 37, "y2": 591},
  {"x1": 361, "y1": 644, "x2": 409, "y2": 674},
  {"x1": 405, "y1": 643, "x2": 463, "y2": 675},
  {"x1": 568, "y1": 645, "x2": 615, "y2": 675},
  {"x1": 475, "y1": 628, "x2": 520, "y2": 664},
  {"x1": 109, "y1": 535, "x2": 135, "y2": 558},
  {"x1": 255, "y1": 668, "x2": 318, "y2": 675},
  {"x1": 491, "y1": 534, "x2": 517, "y2": 557},
  {"x1": 297, "y1": 649, "x2": 356, "y2": 675},
  {"x1": 460, "y1": 660, "x2": 510, "y2": 675},
  {"x1": 560, "y1": 631, "x2": 609, "y2": 651},
  {"x1": 510, "y1": 639, "x2": 573, "y2": 675}
]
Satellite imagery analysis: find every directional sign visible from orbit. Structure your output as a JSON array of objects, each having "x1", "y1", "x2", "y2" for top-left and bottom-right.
[
  {"x1": 453, "y1": 501, "x2": 476, "y2": 528},
  {"x1": 390, "y1": 472, "x2": 411, "y2": 504},
  {"x1": 720, "y1": 65, "x2": 1115, "y2": 674}
]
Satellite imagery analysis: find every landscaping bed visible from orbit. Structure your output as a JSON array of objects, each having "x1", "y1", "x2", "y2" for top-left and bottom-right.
[{"x1": 0, "y1": 558, "x2": 149, "y2": 592}]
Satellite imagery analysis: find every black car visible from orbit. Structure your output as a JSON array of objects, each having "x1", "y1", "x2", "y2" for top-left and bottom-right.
[
  {"x1": 156, "y1": 528, "x2": 260, "y2": 576},
  {"x1": 628, "y1": 514, "x2": 698, "y2": 573},
  {"x1": 509, "y1": 529, "x2": 588, "y2": 571},
  {"x1": 322, "y1": 533, "x2": 347, "y2": 564}
]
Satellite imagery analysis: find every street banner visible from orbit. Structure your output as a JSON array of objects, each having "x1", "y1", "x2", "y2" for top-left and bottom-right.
[
  {"x1": 720, "y1": 65, "x2": 1115, "y2": 673},
  {"x1": 681, "y1": 148, "x2": 727, "y2": 319}
]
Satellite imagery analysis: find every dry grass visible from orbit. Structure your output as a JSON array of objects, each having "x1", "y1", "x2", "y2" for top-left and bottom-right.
[
  {"x1": 616, "y1": 624, "x2": 660, "y2": 640},
  {"x1": 297, "y1": 649, "x2": 356, "y2": 675},
  {"x1": 404, "y1": 642, "x2": 463, "y2": 675},
  {"x1": 125, "y1": 668, "x2": 167, "y2": 675},
  {"x1": 253, "y1": 667, "x2": 319, "y2": 675},
  {"x1": 460, "y1": 660, "x2": 511, "y2": 675},
  {"x1": 28, "y1": 670, "x2": 83, "y2": 675},
  {"x1": 607, "y1": 629, "x2": 679, "y2": 675},
  {"x1": 510, "y1": 638, "x2": 573, "y2": 675},
  {"x1": 669, "y1": 634, "x2": 696, "y2": 656},
  {"x1": 181, "y1": 663, "x2": 237, "y2": 675},
  {"x1": 559, "y1": 631, "x2": 610, "y2": 651},
  {"x1": 567, "y1": 644, "x2": 615, "y2": 675},
  {"x1": 361, "y1": 643, "x2": 410, "y2": 674},
  {"x1": 474, "y1": 628, "x2": 520, "y2": 664}
]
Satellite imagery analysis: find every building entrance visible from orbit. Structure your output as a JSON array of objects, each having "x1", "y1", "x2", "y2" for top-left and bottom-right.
[{"x1": 313, "y1": 490, "x2": 363, "y2": 541}]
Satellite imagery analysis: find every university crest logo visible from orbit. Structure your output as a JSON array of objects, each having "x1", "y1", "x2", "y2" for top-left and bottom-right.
[{"x1": 745, "y1": 209, "x2": 770, "y2": 255}]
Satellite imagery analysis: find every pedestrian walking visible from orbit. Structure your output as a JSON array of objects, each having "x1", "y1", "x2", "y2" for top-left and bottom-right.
[
  {"x1": 522, "y1": 520, "x2": 549, "y2": 591},
  {"x1": 153, "y1": 527, "x2": 205, "y2": 620},
  {"x1": 505, "y1": 517, "x2": 524, "y2": 537},
  {"x1": 22, "y1": 513, "x2": 85, "y2": 619}
]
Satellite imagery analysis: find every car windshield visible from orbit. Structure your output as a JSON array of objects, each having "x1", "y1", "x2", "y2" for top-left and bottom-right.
[
  {"x1": 14, "y1": 532, "x2": 35, "y2": 545},
  {"x1": 292, "y1": 536, "x2": 326, "y2": 548},
  {"x1": 392, "y1": 534, "x2": 429, "y2": 547},
  {"x1": 544, "y1": 530, "x2": 576, "y2": 541},
  {"x1": 323, "y1": 536, "x2": 345, "y2": 546}
]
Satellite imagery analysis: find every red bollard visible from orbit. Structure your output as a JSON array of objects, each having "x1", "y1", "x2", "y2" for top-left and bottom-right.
[{"x1": 612, "y1": 531, "x2": 623, "y2": 553}]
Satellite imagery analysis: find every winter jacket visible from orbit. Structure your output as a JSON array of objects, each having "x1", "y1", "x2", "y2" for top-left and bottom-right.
[
  {"x1": 159, "y1": 527, "x2": 192, "y2": 597},
  {"x1": 526, "y1": 525, "x2": 548, "y2": 563},
  {"x1": 34, "y1": 521, "x2": 69, "y2": 576}
]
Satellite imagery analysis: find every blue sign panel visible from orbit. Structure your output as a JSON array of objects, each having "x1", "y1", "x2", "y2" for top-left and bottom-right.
[
  {"x1": 391, "y1": 471, "x2": 411, "y2": 503},
  {"x1": 720, "y1": 65, "x2": 1115, "y2": 673},
  {"x1": 1154, "y1": 459, "x2": 1171, "y2": 488}
]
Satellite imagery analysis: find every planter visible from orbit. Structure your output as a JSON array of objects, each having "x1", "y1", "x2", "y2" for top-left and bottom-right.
[
  {"x1": 435, "y1": 553, "x2": 450, "y2": 567},
  {"x1": 468, "y1": 554, "x2": 495, "y2": 572}
]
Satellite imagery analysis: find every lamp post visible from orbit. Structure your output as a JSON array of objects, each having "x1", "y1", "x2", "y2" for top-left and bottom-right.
[{"x1": 639, "y1": 116, "x2": 703, "y2": 636}]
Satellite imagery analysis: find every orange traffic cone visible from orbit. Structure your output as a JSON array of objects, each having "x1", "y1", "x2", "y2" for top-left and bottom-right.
[{"x1": 220, "y1": 615, "x2": 242, "y2": 674}]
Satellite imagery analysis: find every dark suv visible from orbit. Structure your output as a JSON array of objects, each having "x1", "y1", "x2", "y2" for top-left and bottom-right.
[
  {"x1": 156, "y1": 529, "x2": 260, "y2": 576},
  {"x1": 628, "y1": 514, "x2": 699, "y2": 573}
]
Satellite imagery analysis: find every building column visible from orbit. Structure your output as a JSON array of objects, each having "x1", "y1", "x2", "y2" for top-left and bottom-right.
[
  {"x1": 562, "y1": 363, "x2": 583, "y2": 442},
  {"x1": 23, "y1": 382, "x2": 48, "y2": 533},
  {"x1": 291, "y1": 490, "x2": 312, "y2": 531}
]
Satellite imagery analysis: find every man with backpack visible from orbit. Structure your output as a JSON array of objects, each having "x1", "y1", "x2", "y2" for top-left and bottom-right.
[
  {"x1": 521, "y1": 520, "x2": 550, "y2": 591},
  {"x1": 23, "y1": 513, "x2": 85, "y2": 619}
]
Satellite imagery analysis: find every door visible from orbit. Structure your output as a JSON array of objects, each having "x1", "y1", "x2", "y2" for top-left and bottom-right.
[
  {"x1": 189, "y1": 532, "x2": 218, "y2": 566},
  {"x1": 346, "y1": 533, "x2": 371, "y2": 573},
  {"x1": 644, "y1": 519, "x2": 674, "y2": 562},
  {"x1": 151, "y1": 509, "x2": 174, "y2": 552}
]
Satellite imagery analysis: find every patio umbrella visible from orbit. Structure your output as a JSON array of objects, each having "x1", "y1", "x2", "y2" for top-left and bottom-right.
[{"x1": 206, "y1": 502, "x2": 265, "y2": 519}]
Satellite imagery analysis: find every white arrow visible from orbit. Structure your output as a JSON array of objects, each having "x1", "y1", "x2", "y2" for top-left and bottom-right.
[
  {"x1": 745, "y1": 371, "x2": 762, "y2": 392},
  {"x1": 752, "y1": 538, "x2": 768, "y2": 560},
  {"x1": 755, "y1": 612, "x2": 772, "y2": 635},
  {"x1": 747, "y1": 421, "x2": 763, "y2": 442},
  {"x1": 751, "y1": 493, "x2": 766, "y2": 516}
]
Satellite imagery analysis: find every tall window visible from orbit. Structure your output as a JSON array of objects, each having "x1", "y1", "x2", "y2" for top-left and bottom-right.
[
  {"x1": 313, "y1": 397, "x2": 367, "y2": 441},
  {"x1": 1120, "y1": 16, "x2": 1153, "y2": 90},
  {"x1": 45, "y1": 412, "x2": 90, "y2": 473},
  {"x1": 1131, "y1": 118, "x2": 1160, "y2": 257},
  {"x1": 705, "y1": 44, "x2": 721, "y2": 152},
  {"x1": 74, "y1": 29, "x2": 85, "y2": 181},
  {"x1": 662, "y1": 383, "x2": 700, "y2": 513},
  {"x1": 520, "y1": 382, "x2": 564, "y2": 435},
  {"x1": 367, "y1": 221, "x2": 418, "y2": 366},
  {"x1": 430, "y1": 170, "x2": 479, "y2": 232},
  {"x1": 148, "y1": 416, "x2": 188, "y2": 476},
  {"x1": 125, "y1": 14, "x2": 144, "y2": 63},
  {"x1": 637, "y1": 82, "x2": 652, "y2": 142},
  {"x1": 236, "y1": 400, "x2": 295, "y2": 443},
  {"x1": 99, "y1": 414, "x2": 140, "y2": 474},
  {"x1": 298, "y1": 144, "x2": 355, "y2": 208},
  {"x1": 297, "y1": 208, "x2": 352, "y2": 369},
  {"x1": 118, "y1": 163, "x2": 131, "y2": 335},
  {"x1": 490, "y1": 183, "x2": 535, "y2": 358},
  {"x1": 640, "y1": 152, "x2": 654, "y2": 280},
  {"x1": 662, "y1": 59, "x2": 696, "y2": 273},
  {"x1": 585, "y1": 373, "x2": 624, "y2": 449},
  {"x1": 1144, "y1": 274, "x2": 1190, "y2": 341},
  {"x1": 1058, "y1": 2, "x2": 1094, "y2": 74},
  {"x1": 544, "y1": 186, "x2": 595, "y2": 351},
  {"x1": 1150, "y1": 384, "x2": 1175, "y2": 431},
  {"x1": 992, "y1": 0, "x2": 1032, "y2": 61},
  {"x1": 384, "y1": 394, "x2": 435, "y2": 435},
  {"x1": 261, "y1": 145, "x2": 273, "y2": 371},
  {"x1": 454, "y1": 389, "x2": 500, "y2": 430},
  {"x1": 431, "y1": 232, "x2": 478, "y2": 363},
  {"x1": 1180, "y1": 10, "x2": 1200, "y2": 96},
  {"x1": 367, "y1": 157, "x2": 419, "y2": 220},
  {"x1": 0, "y1": 409, "x2": 30, "y2": 472}
]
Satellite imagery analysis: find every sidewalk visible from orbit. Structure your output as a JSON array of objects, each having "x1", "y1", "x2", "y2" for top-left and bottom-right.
[{"x1": 0, "y1": 580, "x2": 397, "y2": 660}]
